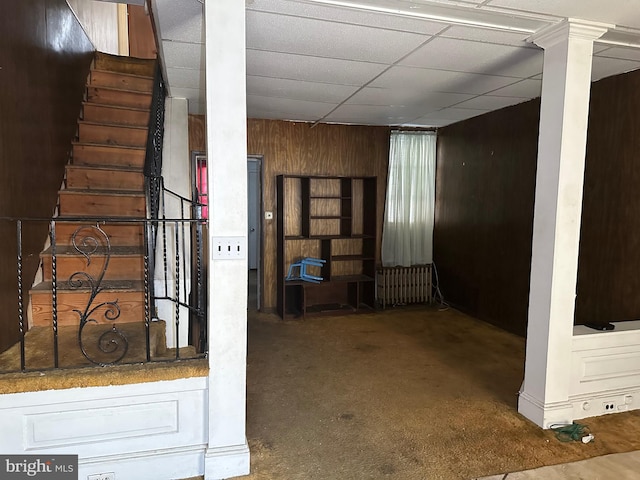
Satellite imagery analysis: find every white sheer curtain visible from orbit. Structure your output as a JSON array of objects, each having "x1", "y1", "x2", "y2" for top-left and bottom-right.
[{"x1": 381, "y1": 131, "x2": 436, "y2": 267}]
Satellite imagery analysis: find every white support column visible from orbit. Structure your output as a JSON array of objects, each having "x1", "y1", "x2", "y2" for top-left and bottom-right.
[
  {"x1": 518, "y1": 20, "x2": 610, "y2": 428},
  {"x1": 204, "y1": 1, "x2": 250, "y2": 478}
]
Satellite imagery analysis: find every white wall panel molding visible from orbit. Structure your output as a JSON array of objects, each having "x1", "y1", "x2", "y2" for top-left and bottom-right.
[
  {"x1": 570, "y1": 325, "x2": 640, "y2": 403},
  {"x1": 0, "y1": 377, "x2": 207, "y2": 479}
]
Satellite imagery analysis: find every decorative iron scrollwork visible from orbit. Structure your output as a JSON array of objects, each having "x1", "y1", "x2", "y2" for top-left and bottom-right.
[{"x1": 70, "y1": 224, "x2": 128, "y2": 366}]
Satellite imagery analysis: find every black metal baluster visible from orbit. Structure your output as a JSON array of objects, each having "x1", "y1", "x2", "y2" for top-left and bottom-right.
[
  {"x1": 144, "y1": 221, "x2": 151, "y2": 362},
  {"x1": 196, "y1": 216, "x2": 205, "y2": 353},
  {"x1": 162, "y1": 181, "x2": 169, "y2": 297},
  {"x1": 17, "y1": 220, "x2": 25, "y2": 371},
  {"x1": 175, "y1": 221, "x2": 180, "y2": 359},
  {"x1": 50, "y1": 220, "x2": 59, "y2": 368},
  {"x1": 181, "y1": 200, "x2": 188, "y2": 303}
]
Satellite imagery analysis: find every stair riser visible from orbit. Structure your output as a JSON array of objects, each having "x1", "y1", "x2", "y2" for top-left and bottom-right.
[
  {"x1": 30, "y1": 291, "x2": 145, "y2": 327},
  {"x1": 53, "y1": 223, "x2": 145, "y2": 247},
  {"x1": 59, "y1": 192, "x2": 146, "y2": 217},
  {"x1": 90, "y1": 70, "x2": 153, "y2": 93},
  {"x1": 66, "y1": 167, "x2": 145, "y2": 192},
  {"x1": 87, "y1": 86, "x2": 152, "y2": 109},
  {"x1": 72, "y1": 144, "x2": 145, "y2": 169},
  {"x1": 41, "y1": 256, "x2": 144, "y2": 282},
  {"x1": 94, "y1": 53, "x2": 156, "y2": 77},
  {"x1": 79, "y1": 123, "x2": 147, "y2": 148},
  {"x1": 83, "y1": 103, "x2": 150, "y2": 127}
]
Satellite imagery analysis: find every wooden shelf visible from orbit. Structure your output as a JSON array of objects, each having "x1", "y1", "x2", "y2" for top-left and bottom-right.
[
  {"x1": 331, "y1": 274, "x2": 374, "y2": 282},
  {"x1": 331, "y1": 255, "x2": 375, "y2": 261},
  {"x1": 277, "y1": 174, "x2": 377, "y2": 319}
]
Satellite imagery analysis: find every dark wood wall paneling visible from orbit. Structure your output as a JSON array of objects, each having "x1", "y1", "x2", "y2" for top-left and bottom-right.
[
  {"x1": 434, "y1": 100, "x2": 540, "y2": 337},
  {"x1": 247, "y1": 119, "x2": 390, "y2": 311},
  {"x1": 0, "y1": 0, "x2": 94, "y2": 352},
  {"x1": 576, "y1": 70, "x2": 640, "y2": 325},
  {"x1": 436, "y1": 67, "x2": 640, "y2": 336}
]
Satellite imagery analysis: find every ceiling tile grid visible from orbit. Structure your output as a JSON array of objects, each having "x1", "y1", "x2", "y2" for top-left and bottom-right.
[{"x1": 152, "y1": 0, "x2": 640, "y2": 127}]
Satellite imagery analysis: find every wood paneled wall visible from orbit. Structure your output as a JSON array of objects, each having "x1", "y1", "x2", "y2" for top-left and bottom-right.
[
  {"x1": 436, "y1": 66, "x2": 640, "y2": 335},
  {"x1": 189, "y1": 114, "x2": 206, "y2": 153},
  {"x1": 127, "y1": 4, "x2": 157, "y2": 59},
  {"x1": 247, "y1": 119, "x2": 390, "y2": 310},
  {"x1": 434, "y1": 100, "x2": 540, "y2": 337},
  {"x1": 0, "y1": 0, "x2": 94, "y2": 352},
  {"x1": 576, "y1": 69, "x2": 640, "y2": 326}
]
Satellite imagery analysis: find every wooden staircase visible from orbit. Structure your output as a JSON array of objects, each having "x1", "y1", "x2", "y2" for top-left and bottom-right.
[{"x1": 29, "y1": 52, "x2": 155, "y2": 344}]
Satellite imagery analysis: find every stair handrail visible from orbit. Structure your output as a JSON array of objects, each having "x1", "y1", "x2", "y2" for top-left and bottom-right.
[{"x1": 142, "y1": 62, "x2": 208, "y2": 355}]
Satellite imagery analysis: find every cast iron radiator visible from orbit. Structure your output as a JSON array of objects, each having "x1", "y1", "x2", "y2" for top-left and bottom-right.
[{"x1": 376, "y1": 265, "x2": 432, "y2": 308}]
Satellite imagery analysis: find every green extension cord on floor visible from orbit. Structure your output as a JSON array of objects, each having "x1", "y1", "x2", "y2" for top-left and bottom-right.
[{"x1": 551, "y1": 422, "x2": 591, "y2": 442}]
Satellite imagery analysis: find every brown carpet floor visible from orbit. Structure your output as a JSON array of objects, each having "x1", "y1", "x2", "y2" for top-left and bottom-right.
[
  {"x1": 241, "y1": 305, "x2": 640, "y2": 480},
  {"x1": 0, "y1": 321, "x2": 205, "y2": 393}
]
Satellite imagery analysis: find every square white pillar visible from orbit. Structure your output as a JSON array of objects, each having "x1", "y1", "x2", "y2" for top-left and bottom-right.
[
  {"x1": 204, "y1": 0, "x2": 250, "y2": 477},
  {"x1": 518, "y1": 20, "x2": 610, "y2": 428}
]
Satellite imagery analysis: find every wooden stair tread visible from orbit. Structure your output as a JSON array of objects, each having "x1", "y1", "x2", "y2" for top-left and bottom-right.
[
  {"x1": 31, "y1": 280, "x2": 144, "y2": 292},
  {"x1": 41, "y1": 245, "x2": 144, "y2": 256},
  {"x1": 91, "y1": 68, "x2": 154, "y2": 81},
  {"x1": 82, "y1": 101, "x2": 150, "y2": 113},
  {"x1": 87, "y1": 85, "x2": 152, "y2": 97},
  {"x1": 66, "y1": 164, "x2": 143, "y2": 173},
  {"x1": 61, "y1": 189, "x2": 145, "y2": 197},
  {"x1": 72, "y1": 141, "x2": 145, "y2": 151},
  {"x1": 94, "y1": 52, "x2": 156, "y2": 77},
  {"x1": 77, "y1": 120, "x2": 148, "y2": 131}
]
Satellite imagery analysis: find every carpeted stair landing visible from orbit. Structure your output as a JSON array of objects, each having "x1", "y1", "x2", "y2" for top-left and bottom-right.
[{"x1": 0, "y1": 321, "x2": 207, "y2": 394}]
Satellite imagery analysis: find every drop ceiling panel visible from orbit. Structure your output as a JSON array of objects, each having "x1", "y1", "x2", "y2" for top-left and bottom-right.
[
  {"x1": 246, "y1": 10, "x2": 429, "y2": 63},
  {"x1": 170, "y1": 86, "x2": 205, "y2": 102},
  {"x1": 406, "y1": 117, "x2": 456, "y2": 127},
  {"x1": 591, "y1": 56, "x2": 640, "y2": 82},
  {"x1": 486, "y1": 0, "x2": 640, "y2": 29},
  {"x1": 154, "y1": 0, "x2": 203, "y2": 43},
  {"x1": 165, "y1": 67, "x2": 204, "y2": 90},
  {"x1": 247, "y1": 94, "x2": 338, "y2": 119},
  {"x1": 346, "y1": 87, "x2": 475, "y2": 108},
  {"x1": 371, "y1": 66, "x2": 521, "y2": 95},
  {"x1": 454, "y1": 94, "x2": 529, "y2": 110},
  {"x1": 488, "y1": 78, "x2": 542, "y2": 97},
  {"x1": 153, "y1": 0, "x2": 640, "y2": 123},
  {"x1": 246, "y1": 0, "x2": 447, "y2": 35},
  {"x1": 324, "y1": 104, "x2": 428, "y2": 125},
  {"x1": 400, "y1": 37, "x2": 543, "y2": 78},
  {"x1": 247, "y1": 76, "x2": 360, "y2": 103},
  {"x1": 441, "y1": 25, "x2": 531, "y2": 47},
  {"x1": 162, "y1": 41, "x2": 203, "y2": 70},
  {"x1": 246, "y1": 49, "x2": 389, "y2": 85},
  {"x1": 419, "y1": 107, "x2": 489, "y2": 121},
  {"x1": 596, "y1": 46, "x2": 640, "y2": 62}
]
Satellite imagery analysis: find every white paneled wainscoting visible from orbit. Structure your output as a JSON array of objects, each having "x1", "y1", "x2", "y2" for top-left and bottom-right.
[
  {"x1": 0, "y1": 376, "x2": 239, "y2": 480},
  {"x1": 569, "y1": 321, "x2": 640, "y2": 420}
]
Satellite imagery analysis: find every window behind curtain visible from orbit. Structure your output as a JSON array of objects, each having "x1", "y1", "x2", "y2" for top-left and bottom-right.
[{"x1": 381, "y1": 131, "x2": 436, "y2": 267}]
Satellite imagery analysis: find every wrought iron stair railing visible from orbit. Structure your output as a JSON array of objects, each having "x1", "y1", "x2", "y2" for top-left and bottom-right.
[{"x1": 0, "y1": 215, "x2": 206, "y2": 373}]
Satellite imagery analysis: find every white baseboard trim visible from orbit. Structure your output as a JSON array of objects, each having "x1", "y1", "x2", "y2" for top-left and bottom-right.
[
  {"x1": 570, "y1": 387, "x2": 640, "y2": 420},
  {"x1": 205, "y1": 441, "x2": 250, "y2": 479},
  {"x1": 79, "y1": 445, "x2": 206, "y2": 480},
  {"x1": 518, "y1": 391, "x2": 574, "y2": 428}
]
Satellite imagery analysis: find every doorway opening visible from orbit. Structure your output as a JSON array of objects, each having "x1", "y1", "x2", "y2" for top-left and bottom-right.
[{"x1": 248, "y1": 156, "x2": 263, "y2": 311}]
